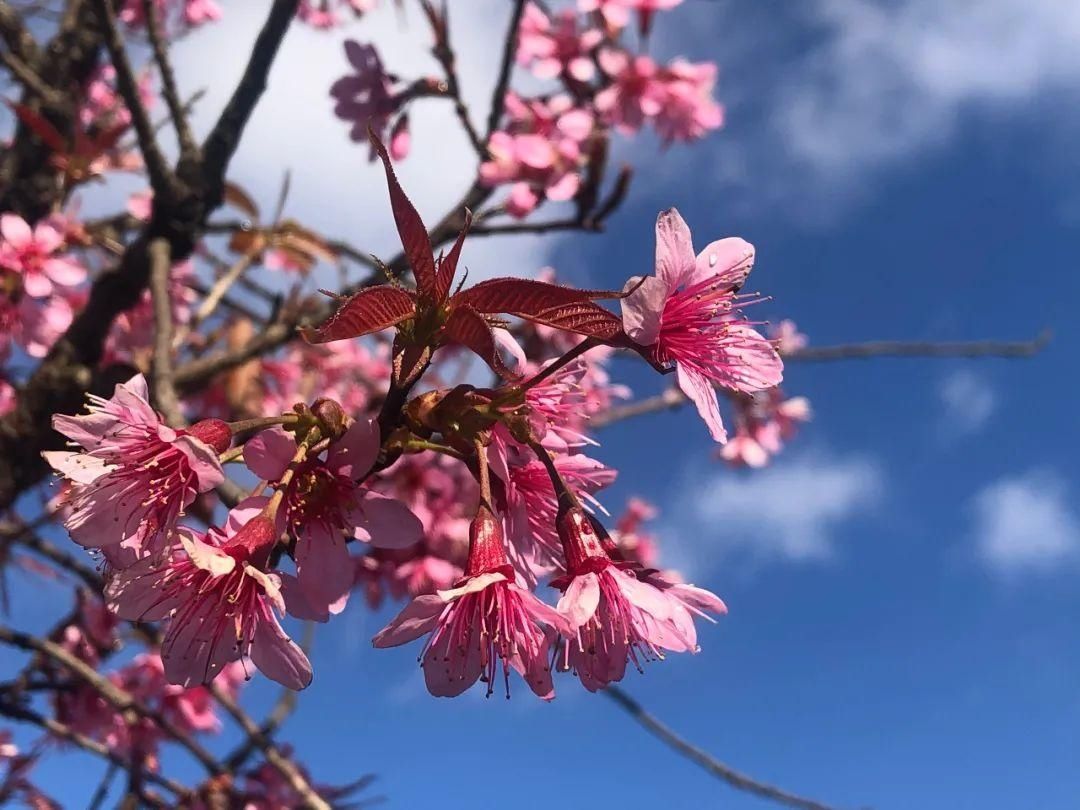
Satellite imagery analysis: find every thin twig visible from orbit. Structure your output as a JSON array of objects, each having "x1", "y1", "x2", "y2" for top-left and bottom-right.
[
  {"x1": 0, "y1": 700, "x2": 184, "y2": 805},
  {"x1": 0, "y1": 50, "x2": 61, "y2": 105},
  {"x1": 92, "y1": 0, "x2": 174, "y2": 194},
  {"x1": 210, "y1": 683, "x2": 331, "y2": 810},
  {"x1": 604, "y1": 686, "x2": 841, "y2": 810},
  {"x1": 149, "y1": 237, "x2": 185, "y2": 427},
  {"x1": 593, "y1": 332, "x2": 1052, "y2": 428},
  {"x1": 142, "y1": 0, "x2": 197, "y2": 158},
  {"x1": 423, "y1": 1, "x2": 486, "y2": 156},
  {"x1": 183, "y1": 248, "x2": 260, "y2": 338},
  {"x1": 0, "y1": 624, "x2": 224, "y2": 777},
  {"x1": 484, "y1": 0, "x2": 526, "y2": 137},
  {"x1": 785, "y1": 331, "x2": 1051, "y2": 362}
]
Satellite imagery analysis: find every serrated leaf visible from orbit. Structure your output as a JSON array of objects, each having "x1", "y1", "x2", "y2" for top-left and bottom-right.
[
  {"x1": 440, "y1": 305, "x2": 517, "y2": 380},
  {"x1": 302, "y1": 284, "x2": 417, "y2": 344},
  {"x1": 7, "y1": 101, "x2": 67, "y2": 153},
  {"x1": 434, "y1": 209, "x2": 472, "y2": 303},
  {"x1": 454, "y1": 277, "x2": 620, "y2": 317},
  {"x1": 370, "y1": 132, "x2": 437, "y2": 300}
]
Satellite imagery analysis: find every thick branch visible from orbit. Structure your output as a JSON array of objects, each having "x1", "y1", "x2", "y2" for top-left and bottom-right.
[
  {"x1": 149, "y1": 238, "x2": 185, "y2": 426},
  {"x1": 604, "y1": 686, "x2": 840, "y2": 810}
]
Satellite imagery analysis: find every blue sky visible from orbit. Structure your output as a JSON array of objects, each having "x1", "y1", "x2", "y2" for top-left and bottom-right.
[{"x1": 6, "y1": 1, "x2": 1080, "y2": 807}]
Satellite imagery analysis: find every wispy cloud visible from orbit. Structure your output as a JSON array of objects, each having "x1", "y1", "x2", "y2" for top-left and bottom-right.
[
  {"x1": 938, "y1": 370, "x2": 997, "y2": 437},
  {"x1": 663, "y1": 452, "x2": 883, "y2": 572},
  {"x1": 970, "y1": 470, "x2": 1080, "y2": 573}
]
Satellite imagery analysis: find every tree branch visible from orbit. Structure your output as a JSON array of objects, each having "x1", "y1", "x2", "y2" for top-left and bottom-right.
[
  {"x1": 149, "y1": 237, "x2": 185, "y2": 426},
  {"x1": 143, "y1": 0, "x2": 198, "y2": 159},
  {"x1": 604, "y1": 686, "x2": 841, "y2": 810}
]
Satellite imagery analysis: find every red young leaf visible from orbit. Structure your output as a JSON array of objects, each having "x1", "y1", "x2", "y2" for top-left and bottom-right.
[
  {"x1": 440, "y1": 305, "x2": 517, "y2": 380},
  {"x1": 370, "y1": 132, "x2": 438, "y2": 301},
  {"x1": 7, "y1": 101, "x2": 67, "y2": 153},
  {"x1": 520, "y1": 300, "x2": 624, "y2": 339},
  {"x1": 434, "y1": 209, "x2": 472, "y2": 303},
  {"x1": 302, "y1": 284, "x2": 416, "y2": 344},
  {"x1": 454, "y1": 277, "x2": 620, "y2": 317}
]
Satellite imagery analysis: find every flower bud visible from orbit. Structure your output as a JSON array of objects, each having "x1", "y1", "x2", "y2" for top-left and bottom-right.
[
  {"x1": 188, "y1": 418, "x2": 231, "y2": 454},
  {"x1": 311, "y1": 397, "x2": 348, "y2": 442}
]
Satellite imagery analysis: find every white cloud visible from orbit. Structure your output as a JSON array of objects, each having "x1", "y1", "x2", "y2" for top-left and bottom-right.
[
  {"x1": 665, "y1": 452, "x2": 883, "y2": 570},
  {"x1": 971, "y1": 471, "x2": 1080, "y2": 573},
  {"x1": 938, "y1": 370, "x2": 997, "y2": 437},
  {"x1": 167, "y1": 3, "x2": 567, "y2": 279},
  {"x1": 775, "y1": 0, "x2": 1080, "y2": 183}
]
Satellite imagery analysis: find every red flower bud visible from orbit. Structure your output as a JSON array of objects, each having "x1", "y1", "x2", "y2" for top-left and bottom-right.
[
  {"x1": 224, "y1": 515, "x2": 277, "y2": 567},
  {"x1": 187, "y1": 419, "x2": 231, "y2": 455}
]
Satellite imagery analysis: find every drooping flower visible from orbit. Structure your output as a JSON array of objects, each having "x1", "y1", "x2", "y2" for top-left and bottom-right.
[
  {"x1": 553, "y1": 505, "x2": 722, "y2": 691},
  {"x1": 245, "y1": 419, "x2": 424, "y2": 615},
  {"x1": 43, "y1": 375, "x2": 228, "y2": 566},
  {"x1": 373, "y1": 505, "x2": 567, "y2": 699},
  {"x1": 106, "y1": 512, "x2": 313, "y2": 689},
  {"x1": 620, "y1": 208, "x2": 783, "y2": 442}
]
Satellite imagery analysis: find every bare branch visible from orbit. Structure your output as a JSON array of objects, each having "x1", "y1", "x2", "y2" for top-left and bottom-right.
[
  {"x1": 605, "y1": 686, "x2": 841, "y2": 810},
  {"x1": 92, "y1": 0, "x2": 175, "y2": 194},
  {"x1": 149, "y1": 238, "x2": 186, "y2": 426},
  {"x1": 484, "y1": 0, "x2": 526, "y2": 137},
  {"x1": 143, "y1": 0, "x2": 198, "y2": 158}
]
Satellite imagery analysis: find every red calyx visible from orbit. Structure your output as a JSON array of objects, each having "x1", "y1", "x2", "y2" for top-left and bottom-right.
[
  {"x1": 223, "y1": 515, "x2": 277, "y2": 567},
  {"x1": 464, "y1": 504, "x2": 514, "y2": 579},
  {"x1": 556, "y1": 505, "x2": 612, "y2": 577},
  {"x1": 187, "y1": 419, "x2": 232, "y2": 455}
]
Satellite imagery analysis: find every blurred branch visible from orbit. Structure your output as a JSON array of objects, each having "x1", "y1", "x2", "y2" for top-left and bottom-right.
[
  {"x1": 484, "y1": 0, "x2": 526, "y2": 137},
  {"x1": 604, "y1": 686, "x2": 841, "y2": 810},
  {"x1": 593, "y1": 331, "x2": 1051, "y2": 428},
  {"x1": 785, "y1": 330, "x2": 1051, "y2": 362},
  {"x1": 143, "y1": 0, "x2": 198, "y2": 158},
  {"x1": 149, "y1": 238, "x2": 186, "y2": 426}
]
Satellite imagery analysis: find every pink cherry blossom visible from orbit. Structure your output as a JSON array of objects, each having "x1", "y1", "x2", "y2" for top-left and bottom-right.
[
  {"x1": 329, "y1": 41, "x2": 410, "y2": 159},
  {"x1": 553, "y1": 506, "x2": 718, "y2": 691},
  {"x1": 105, "y1": 259, "x2": 196, "y2": 365},
  {"x1": 502, "y1": 452, "x2": 615, "y2": 583},
  {"x1": 0, "y1": 214, "x2": 86, "y2": 299},
  {"x1": 518, "y1": 3, "x2": 602, "y2": 82},
  {"x1": 127, "y1": 189, "x2": 153, "y2": 221},
  {"x1": 119, "y1": 0, "x2": 221, "y2": 29},
  {"x1": 43, "y1": 375, "x2": 227, "y2": 565},
  {"x1": 481, "y1": 94, "x2": 594, "y2": 217},
  {"x1": 621, "y1": 208, "x2": 783, "y2": 442},
  {"x1": 374, "y1": 505, "x2": 566, "y2": 699},
  {"x1": 106, "y1": 514, "x2": 313, "y2": 689},
  {"x1": 720, "y1": 388, "x2": 811, "y2": 467},
  {"x1": 597, "y1": 50, "x2": 723, "y2": 144},
  {"x1": 245, "y1": 419, "x2": 424, "y2": 614},
  {"x1": 9, "y1": 290, "x2": 74, "y2": 358}
]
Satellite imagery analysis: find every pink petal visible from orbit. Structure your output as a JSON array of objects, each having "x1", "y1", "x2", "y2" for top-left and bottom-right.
[
  {"x1": 326, "y1": 418, "x2": 379, "y2": 480},
  {"x1": 42, "y1": 451, "x2": 112, "y2": 485},
  {"x1": 21, "y1": 271, "x2": 52, "y2": 298},
  {"x1": 243, "y1": 427, "x2": 296, "y2": 482},
  {"x1": 725, "y1": 324, "x2": 784, "y2": 392},
  {"x1": 32, "y1": 224, "x2": 63, "y2": 254},
  {"x1": 295, "y1": 525, "x2": 354, "y2": 612},
  {"x1": 620, "y1": 274, "x2": 668, "y2": 346},
  {"x1": 676, "y1": 364, "x2": 726, "y2": 442},
  {"x1": 0, "y1": 214, "x2": 31, "y2": 249},
  {"x1": 179, "y1": 531, "x2": 236, "y2": 576},
  {"x1": 493, "y1": 327, "x2": 527, "y2": 374},
  {"x1": 250, "y1": 613, "x2": 313, "y2": 690},
  {"x1": 353, "y1": 492, "x2": 424, "y2": 549},
  {"x1": 655, "y1": 208, "x2": 696, "y2": 290},
  {"x1": 42, "y1": 256, "x2": 86, "y2": 287},
  {"x1": 372, "y1": 594, "x2": 444, "y2": 647},
  {"x1": 557, "y1": 572, "x2": 600, "y2": 629},
  {"x1": 173, "y1": 435, "x2": 225, "y2": 492},
  {"x1": 515, "y1": 134, "x2": 555, "y2": 169},
  {"x1": 691, "y1": 237, "x2": 754, "y2": 288}
]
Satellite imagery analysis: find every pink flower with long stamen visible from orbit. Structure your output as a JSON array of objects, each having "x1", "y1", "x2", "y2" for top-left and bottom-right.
[
  {"x1": 621, "y1": 208, "x2": 783, "y2": 442},
  {"x1": 245, "y1": 419, "x2": 424, "y2": 615},
  {"x1": 106, "y1": 513, "x2": 313, "y2": 689},
  {"x1": 553, "y1": 505, "x2": 720, "y2": 691},
  {"x1": 374, "y1": 505, "x2": 567, "y2": 699},
  {"x1": 43, "y1": 375, "x2": 228, "y2": 566},
  {"x1": 0, "y1": 214, "x2": 85, "y2": 299}
]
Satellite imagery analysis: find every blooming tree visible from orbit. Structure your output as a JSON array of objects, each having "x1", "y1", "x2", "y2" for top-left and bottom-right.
[{"x1": 0, "y1": 1, "x2": 1045, "y2": 807}]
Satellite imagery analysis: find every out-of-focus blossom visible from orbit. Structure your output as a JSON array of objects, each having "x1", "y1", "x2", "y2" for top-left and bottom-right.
[
  {"x1": 0, "y1": 214, "x2": 85, "y2": 299},
  {"x1": 597, "y1": 50, "x2": 723, "y2": 144},
  {"x1": 770, "y1": 319, "x2": 808, "y2": 354},
  {"x1": 720, "y1": 388, "x2": 811, "y2": 468},
  {"x1": 518, "y1": 3, "x2": 602, "y2": 82},
  {"x1": 329, "y1": 41, "x2": 410, "y2": 159}
]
